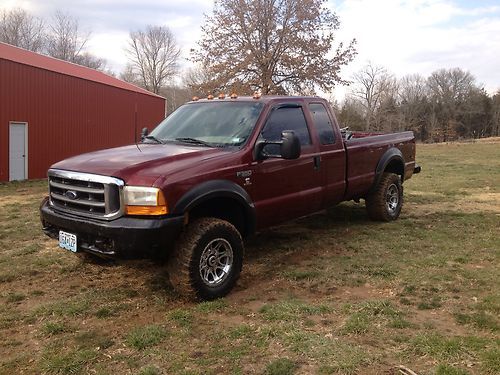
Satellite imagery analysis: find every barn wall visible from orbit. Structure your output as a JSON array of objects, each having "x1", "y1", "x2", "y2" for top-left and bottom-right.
[{"x1": 0, "y1": 59, "x2": 165, "y2": 181}]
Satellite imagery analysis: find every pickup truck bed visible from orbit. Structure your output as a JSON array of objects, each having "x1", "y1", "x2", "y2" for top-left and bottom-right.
[
  {"x1": 40, "y1": 95, "x2": 420, "y2": 300},
  {"x1": 345, "y1": 131, "x2": 416, "y2": 200}
]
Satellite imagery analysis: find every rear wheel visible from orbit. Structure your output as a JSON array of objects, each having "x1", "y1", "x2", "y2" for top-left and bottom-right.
[
  {"x1": 167, "y1": 218, "x2": 243, "y2": 300},
  {"x1": 366, "y1": 172, "x2": 403, "y2": 221}
]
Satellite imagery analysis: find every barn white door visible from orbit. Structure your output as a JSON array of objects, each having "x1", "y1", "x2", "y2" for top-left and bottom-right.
[{"x1": 9, "y1": 122, "x2": 28, "y2": 181}]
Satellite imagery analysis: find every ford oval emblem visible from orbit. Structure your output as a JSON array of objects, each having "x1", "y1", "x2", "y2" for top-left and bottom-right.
[{"x1": 65, "y1": 190, "x2": 78, "y2": 200}]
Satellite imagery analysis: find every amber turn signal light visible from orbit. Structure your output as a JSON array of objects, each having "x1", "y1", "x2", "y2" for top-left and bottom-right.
[{"x1": 125, "y1": 205, "x2": 168, "y2": 215}]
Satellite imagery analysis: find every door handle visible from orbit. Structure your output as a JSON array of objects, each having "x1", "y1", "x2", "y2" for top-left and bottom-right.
[{"x1": 313, "y1": 155, "x2": 321, "y2": 170}]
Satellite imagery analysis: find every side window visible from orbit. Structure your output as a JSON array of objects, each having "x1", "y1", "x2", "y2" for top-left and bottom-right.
[
  {"x1": 261, "y1": 107, "x2": 311, "y2": 145},
  {"x1": 309, "y1": 103, "x2": 335, "y2": 145}
]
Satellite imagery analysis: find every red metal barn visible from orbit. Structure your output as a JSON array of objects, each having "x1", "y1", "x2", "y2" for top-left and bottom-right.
[{"x1": 0, "y1": 42, "x2": 166, "y2": 182}]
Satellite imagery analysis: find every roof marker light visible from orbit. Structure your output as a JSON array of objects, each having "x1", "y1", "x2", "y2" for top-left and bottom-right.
[
  {"x1": 192, "y1": 96, "x2": 199, "y2": 101},
  {"x1": 218, "y1": 93, "x2": 225, "y2": 99},
  {"x1": 253, "y1": 92, "x2": 261, "y2": 99},
  {"x1": 230, "y1": 93, "x2": 238, "y2": 99},
  {"x1": 207, "y1": 94, "x2": 214, "y2": 100}
]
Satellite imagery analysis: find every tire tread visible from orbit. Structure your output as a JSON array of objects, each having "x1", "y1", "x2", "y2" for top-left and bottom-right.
[
  {"x1": 366, "y1": 172, "x2": 403, "y2": 221},
  {"x1": 167, "y1": 218, "x2": 243, "y2": 300}
]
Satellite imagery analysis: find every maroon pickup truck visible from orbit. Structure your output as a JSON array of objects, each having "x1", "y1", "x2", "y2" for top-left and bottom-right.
[{"x1": 40, "y1": 95, "x2": 420, "y2": 300}]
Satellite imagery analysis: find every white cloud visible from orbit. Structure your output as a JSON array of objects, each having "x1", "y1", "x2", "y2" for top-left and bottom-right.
[
  {"x1": 3, "y1": 0, "x2": 499, "y2": 98},
  {"x1": 332, "y1": 0, "x2": 500, "y2": 100}
]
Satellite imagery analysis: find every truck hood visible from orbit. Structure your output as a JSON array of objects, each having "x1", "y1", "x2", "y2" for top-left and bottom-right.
[{"x1": 51, "y1": 143, "x2": 229, "y2": 185}]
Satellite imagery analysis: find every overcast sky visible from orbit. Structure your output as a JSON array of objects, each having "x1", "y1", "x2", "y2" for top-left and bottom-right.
[{"x1": 1, "y1": 0, "x2": 499, "y2": 99}]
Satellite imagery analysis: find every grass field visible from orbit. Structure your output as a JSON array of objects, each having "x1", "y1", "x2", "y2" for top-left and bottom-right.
[{"x1": 0, "y1": 139, "x2": 499, "y2": 375}]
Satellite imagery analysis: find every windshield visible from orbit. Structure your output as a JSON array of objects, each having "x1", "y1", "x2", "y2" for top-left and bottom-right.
[{"x1": 147, "y1": 101, "x2": 264, "y2": 147}]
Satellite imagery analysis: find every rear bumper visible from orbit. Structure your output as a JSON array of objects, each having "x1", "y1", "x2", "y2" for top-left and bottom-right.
[{"x1": 40, "y1": 198, "x2": 184, "y2": 258}]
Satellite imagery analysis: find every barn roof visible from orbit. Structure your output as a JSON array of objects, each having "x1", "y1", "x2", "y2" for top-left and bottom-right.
[{"x1": 0, "y1": 42, "x2": 163, "y2": 99}]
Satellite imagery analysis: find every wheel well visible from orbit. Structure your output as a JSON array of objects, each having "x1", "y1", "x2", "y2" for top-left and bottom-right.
[
  {"x1": 384, "y1": 159, "x2": 404, "y2": 181},
  {"x1": 187, "y1": 197, "x2": 249, "y2": 238}
]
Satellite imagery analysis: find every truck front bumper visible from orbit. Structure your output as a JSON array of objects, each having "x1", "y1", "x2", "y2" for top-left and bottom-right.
[{"x1": 40, "y1": 198, "x2": 184, "y2": 258}]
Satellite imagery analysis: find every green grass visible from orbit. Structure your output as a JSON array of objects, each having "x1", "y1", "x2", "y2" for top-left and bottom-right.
[
  {"x1": 195, "y1": 298, "x2": 228, "y2": 313},
  {"x1": 265, "y1": 358, "x2": 296, "y2": 375},
  {"x1": 41, "y1": 321, "x2": 68, "y2": 336},
  {"x1": 481, "y1": 348, "x2": 500, "y2": 374},
  {"x1": 0, "y1": 141, "x2": 499, "y2": 374},
  {"x1": 41, "y1": 348, "x2": 97, "y2": 374},
  {"x1": 126, "y1": 325, "x2": 167, "y2": 350},
  {"x1": 167, "y1": 308, "x2": 193, "y2": 328},
  {"x1": 259, "y1": 299, "x2": 330, "y2": 322},
  {"x1": 138, "y1": 366, "x2": 162, "y2": 375},
  {"x1": 5, "y1": 292, "x2": 26, "y2": 303},
  {"x1": 435, "y1": 364, "x2": 470, "y2": 375}
]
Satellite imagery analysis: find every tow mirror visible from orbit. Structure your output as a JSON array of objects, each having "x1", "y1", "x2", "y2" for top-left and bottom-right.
[
  {"x1": 140, "y1": 127, "x2": 149, "y2": 141},
  {"x1": 254, "y1": 131, "x2": 301, "y2": 160},
  {"x1": 280, "y1": 131, "x2": 301, "y2": 159}
]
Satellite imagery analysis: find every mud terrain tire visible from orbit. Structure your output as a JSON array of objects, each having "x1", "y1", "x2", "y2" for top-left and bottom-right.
[
  {"x1": 366, "y1": 172, "x2": 403, "y2": 221},
  {"x1": 167, "y1": 218, "x2": 243, "y2": 300}
]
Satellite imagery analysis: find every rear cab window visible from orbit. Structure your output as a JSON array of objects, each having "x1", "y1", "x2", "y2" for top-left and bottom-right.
[{"x1": 309, "y1": 103, "x2": 336, "y2": 145}]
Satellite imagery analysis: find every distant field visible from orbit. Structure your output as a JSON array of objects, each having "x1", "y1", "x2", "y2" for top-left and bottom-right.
[{"x1": 0, "y1": 139, "x2": 499, "y2": 375}]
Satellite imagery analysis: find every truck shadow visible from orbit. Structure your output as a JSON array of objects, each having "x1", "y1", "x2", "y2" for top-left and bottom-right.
[
  {"x1": 87, "y1": 202, "x2": 372, "y2": 297},
  {"x1": 245, "y1": 202, "x2": 369, "y2": 258}
]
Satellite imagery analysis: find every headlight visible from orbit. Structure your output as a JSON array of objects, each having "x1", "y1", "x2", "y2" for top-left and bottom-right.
[{"x1": 124, "y1": 186, "x2": 168, "y2": 215}]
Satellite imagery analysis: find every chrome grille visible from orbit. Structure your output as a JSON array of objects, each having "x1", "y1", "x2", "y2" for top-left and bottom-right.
[{"x1": 48, "y1": 169, "x2": 124, "y2": 220}]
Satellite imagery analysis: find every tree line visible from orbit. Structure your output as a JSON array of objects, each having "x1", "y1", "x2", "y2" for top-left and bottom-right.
[
  {"x1": 0, "y1": 8, "x2": 106, "y2": 70},
  {"x1": 1, "y1": 2, "x2": 499, "y2": 141},
  {"x1": 338, "y1": 63, "x2": 500, "y2": 141}
]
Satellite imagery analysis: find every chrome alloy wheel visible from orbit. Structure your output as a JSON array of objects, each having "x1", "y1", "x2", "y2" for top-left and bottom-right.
[
  {"x1": 199, "y1": 238, "x2": 234, "y2": 286},
  {"x1": 386, "y1": 183, "x2": 400, "y2": 214}
]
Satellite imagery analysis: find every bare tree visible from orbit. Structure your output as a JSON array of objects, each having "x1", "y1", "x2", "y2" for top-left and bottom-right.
[
  {"x1": 0, "y1": 8, "x2": 45, "y2": 52},
  {"x1": 44, "y1": 11, "x2": 106, "y2": 70},
  {"x1": 191, "y1": 0, "x2": 357, "y2": 95},
  {"x1": 492, "y1": 90, "x2": 500, "y2": 137},
  {"x1": 427, "y1": 68, "x2": 478, "y2": 140},
  {"x1": 398, "y1": 74, "x2": 430, "y2": 138},
  {"x1": 351, "y1": 63, "x2": 395, "y2": 131},
  {"x1": 73, "y1": 52, "x2": 106, "y2": 70},
  {"x1": 46, "y1": 11, "x2": 88, "y2": 61},
  {"x1": 337, "y1": 98, "x2": 365, "y2": 130},
  {"x1": 127, "y1": 25, "x2": 180, "y2": 94},
  {"x1": 120, "y1": 63, "x2": 141, "y2": 85},
  {"x1": 159, "y1": 85, "x2": 193, "y2": 115},
  {"x1": 427, "y1": 68, "x2": 475, "y2": 104}
]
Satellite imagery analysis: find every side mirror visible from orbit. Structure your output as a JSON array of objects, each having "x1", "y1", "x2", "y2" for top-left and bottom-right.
[
  {"x1": 254, "y1": 131, "x2": 301, "y2": 160},
  {"x1": 280, "y1": 131, "x2": 301, "y2": 159},
  {"x1": 140, "y1": 127, "x2": 149, "y2": 141}
]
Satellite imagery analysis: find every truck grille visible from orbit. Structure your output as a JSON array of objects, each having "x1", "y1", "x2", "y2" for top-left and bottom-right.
[{"x1": 48, "y1": 169, "x2": 124, "y2": 220}]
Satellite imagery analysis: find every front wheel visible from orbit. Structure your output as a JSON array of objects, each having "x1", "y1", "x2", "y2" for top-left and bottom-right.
[
  {"x1": 167, "y1": 218, "x2": 244, "y2": 300},
  {"x1": 365, "y1": 172, "x2": 403, "y2": 221}
]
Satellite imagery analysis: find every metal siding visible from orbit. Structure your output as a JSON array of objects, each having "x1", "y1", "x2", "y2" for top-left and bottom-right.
[
  {"x1": 0, "y1": 59, "x2": 165, "y2": 181},
  {"x1": 0, "y1": 42, "x2": 162, "y2": 98}
]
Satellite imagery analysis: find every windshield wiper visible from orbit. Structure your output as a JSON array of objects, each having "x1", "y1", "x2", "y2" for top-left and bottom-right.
[
  {"x1": 175, "y1": 137, "x2": 214, "y2": 147},
  {"x1": 143, "y1": 135, "x2": 164, "y2": 144}
]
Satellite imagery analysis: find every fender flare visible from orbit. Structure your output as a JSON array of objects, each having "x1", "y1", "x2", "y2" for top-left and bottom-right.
[
  {"x1": 370, "y1": 148, "x2": 405, "y2": 192},
  {"x1": 173, "y1": 179, "x2": 256, "y2": 235}
]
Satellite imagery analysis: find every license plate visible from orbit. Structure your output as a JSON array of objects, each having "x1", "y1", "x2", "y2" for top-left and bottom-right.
[{"x1": 59, "y1": 230, "x2": 77, "y2": 252}]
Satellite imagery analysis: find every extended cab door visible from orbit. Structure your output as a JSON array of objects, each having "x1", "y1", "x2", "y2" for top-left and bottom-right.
[
  {"x1": 306, "y1": 101, "x2": 347, "y2": 206},
  {"x1": 251, "y1": 102, "x2": 323, "y2": 228}
]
